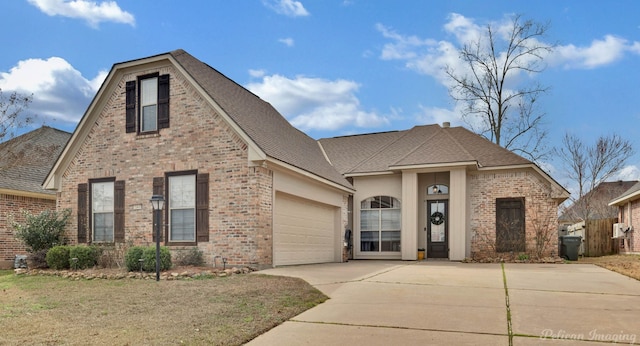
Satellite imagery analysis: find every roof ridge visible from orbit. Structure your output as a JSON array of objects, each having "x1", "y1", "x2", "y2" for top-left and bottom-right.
[
  {"x1": 348, "y1": 128, "x2": 412, "y2": 173},
  {"x1": 441, "y1": 127, "x2": 476, "y2": 165},
  {"x1": 390, "y1": 125, "x2": 442, "y2": 167}
]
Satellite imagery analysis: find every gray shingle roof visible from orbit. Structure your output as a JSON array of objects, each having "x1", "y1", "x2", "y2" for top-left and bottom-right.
[
  {"x1": 609, "y1": 181, "x2": 640, "y2": 205},
  {"x1": 169, "y1": 50, "x2": 352, "y2": 190},
  {"x1": 0, "y1": 126, "x2": 70, "y2": 195},
  {"x1": 319, "y1": 124, "x2": 531, "y2": 175}
]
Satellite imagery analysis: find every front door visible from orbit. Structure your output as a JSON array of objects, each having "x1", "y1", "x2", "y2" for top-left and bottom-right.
[{"x1": 427, "y1": 200, "x2": 448, "y2": 258}]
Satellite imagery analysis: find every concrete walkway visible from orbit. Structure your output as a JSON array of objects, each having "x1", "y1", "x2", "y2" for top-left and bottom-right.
[{"x1": 248, "y1": 261, "x2": 640, "y2": 345}]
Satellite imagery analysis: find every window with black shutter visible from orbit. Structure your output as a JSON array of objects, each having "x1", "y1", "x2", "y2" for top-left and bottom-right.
[
  {"x1": 159, "y1": 171, "x2": 209, "y2": 245},
  {"x1": 124, "y1": 74, "x2": 170, "y2": 134}
]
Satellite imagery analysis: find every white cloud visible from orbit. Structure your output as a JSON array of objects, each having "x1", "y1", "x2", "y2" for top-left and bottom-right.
[
  {"x1": 552, "y1": 35, "x2": 632, "y2": 69},
  {"x1": 278, "y1": 37, "x2": 295, "y2": 47},
  {"x1": 613, "y1": 165, "x2": 640, "y2": 181},
  {"x1": 262, "y1": 0, "x2": 309, "y2": 17},
  {"x1": 0, "y1": 57, "x2": 105, "y2": 123},
  {"x1": 28, "y1": 0, "x2": 135, "y2": 28},
  {"x1": 246, "y1": 74, "x2": 389, "y2": 131},
  {"x1": 248, "y1": 69, "x2": 266, "y2": 78}
]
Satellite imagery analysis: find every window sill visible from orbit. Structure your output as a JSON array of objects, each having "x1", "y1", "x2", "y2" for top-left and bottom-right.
[{"x1": 136, "y1": 132, "x2": 160, "y2": 140}]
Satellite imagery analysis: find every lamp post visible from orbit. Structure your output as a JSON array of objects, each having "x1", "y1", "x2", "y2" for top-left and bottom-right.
[{"x1": 150, "y1": 194, "x2": 165, "y2": 281}]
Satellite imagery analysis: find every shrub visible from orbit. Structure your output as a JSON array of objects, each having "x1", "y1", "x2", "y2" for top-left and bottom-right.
[
  {"x1": 28, "y1": 249, "x2": 49, "y2": 269},
  {"x1": 174, "y1": 247, "x2": 204, "y2": 266},
  {"x1": 125, "y1": 246, "x2": 172, "y2": 272},
  {"x1": 69, "y1": 245, "x2": 100, "y2": 269},
  {"x1": 141, "y1": 246, "x2": 172, "y2": 272},
  {"x1": 46, "y1": 246, "x2": 70, "y2": 270},
  {"x1": 12, "y1": 209, "x2": 71, "y2": 253},
  {"x1": 125, "y1": 246, "x2": 145, "y2": 271}
]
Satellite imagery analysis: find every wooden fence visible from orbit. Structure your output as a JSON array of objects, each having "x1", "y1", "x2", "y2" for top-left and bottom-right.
[{"x1": 584, "y1": 218, "x2": 619, "y2": 257}]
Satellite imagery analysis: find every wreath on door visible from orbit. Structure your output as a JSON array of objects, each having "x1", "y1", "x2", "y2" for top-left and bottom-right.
[{"x1": 430, "y1": 211, "x2": 444, "y2": 225}]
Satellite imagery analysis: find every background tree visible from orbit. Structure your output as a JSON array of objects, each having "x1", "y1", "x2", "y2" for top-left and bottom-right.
[
  {"x1": 556, "y1": 132, "x2": 634, "y2": 222},
  {"x1": 0, "y1": 88, "x2": 37, "y2": 172},
  {"x1": 0, "y1": 88, "x2": 34, "y2": 140},
  {"x1": 446, "y1": 14, "x2": 554, "y2": 162}
]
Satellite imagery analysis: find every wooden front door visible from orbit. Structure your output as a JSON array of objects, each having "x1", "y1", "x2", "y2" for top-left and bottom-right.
[{"x1": 427, "y1": 200, "x2": 448, "y2": 258}]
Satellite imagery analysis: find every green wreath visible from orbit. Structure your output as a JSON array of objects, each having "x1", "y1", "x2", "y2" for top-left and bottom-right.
[{"x1": 430, "y1": 211, "x2": 444, "y2": 225}]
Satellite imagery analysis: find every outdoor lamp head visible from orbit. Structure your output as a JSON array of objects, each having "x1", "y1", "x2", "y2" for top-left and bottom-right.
[{"x1": 150, "y1": 195, "x2": 165, "y2": 210}]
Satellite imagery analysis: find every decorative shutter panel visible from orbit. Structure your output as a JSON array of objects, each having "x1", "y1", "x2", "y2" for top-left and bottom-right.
[
  {"x1": 196, "y1": 173, "x2": 209, "y2": 242},
  {"x1": 114, "y1": 180, "x2": 125, "y2": 242},
  {"x1": 125, "y1": 81, "x2": 136, "y2": 133},
  {"x1": 153, "y1": 177, "x2": 164, "y2": 242},
  {"x1": 77, "y1": 183, "x2": 88, "y2": 243},
  {"x1": 158, "y1": 74, "x2": 170, "y2": 129}
]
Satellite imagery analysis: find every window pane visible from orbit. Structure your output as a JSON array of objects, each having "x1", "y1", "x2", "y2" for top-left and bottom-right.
[
  {"x1": 169, "y1": 175, "x2": 196, "y2": 208},
  {"x1": 92, "y1": 182, "x2": 114, "y2": 213},
  {"x1": 381, "y1": 231, "x2": 400, "y2": 251},
  {"x1": 141, "y1": 77, "x2": 157, "y2": 105},
  {"x1": 360, "y1": 231, "x2": 379, "y2": 252},
  {"x1": 360, "y1": 210, "x2": 379, "y2": 231},
  {"x1": 94, "y1": 212, "x2": 114, "y2": 242},
  {"x1": 141, "y1": 105, "x2": 157, "y2": 132},
  {"x1": 381, "y1": 209, "x2": 401, "y2": 230},
  {"x1": 169, "y1": 175, "x2": 196, "y2": 242},
  {"x1": 170, "y1": 209, "x2": 195, "y2": 241}
]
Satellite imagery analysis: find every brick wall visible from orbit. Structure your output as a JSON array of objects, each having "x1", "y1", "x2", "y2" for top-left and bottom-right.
[
  {"x1": 629, "y1": 200, "x2": 640, "y2": 252},
  {"x1": 469, "y1": 169, "x2": 560, "y2": 259},
  {"x1": 56, "y1": 64, "x2": 274, "y2": 267},
  {"x1": 0, "y1": 194, "x2": 56, "y2": 268}
]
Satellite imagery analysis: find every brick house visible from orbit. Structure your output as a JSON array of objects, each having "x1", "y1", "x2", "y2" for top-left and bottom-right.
[
  {"x1": 44, "y1": 50, "x2": 569, "y2": 267},
  {"x1": 0, "y1": 126, "x2": 70, "y2": 268},
  {"x1": 609, "y1": 182, "x2": 640, "y2": 253}
]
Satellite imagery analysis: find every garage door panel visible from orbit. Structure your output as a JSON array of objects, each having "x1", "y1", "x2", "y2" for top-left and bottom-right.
[{"x1": 274, "y1": 193, "x2": 338, "y2": 266}]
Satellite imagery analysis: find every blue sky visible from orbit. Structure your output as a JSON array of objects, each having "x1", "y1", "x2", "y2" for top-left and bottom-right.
[{"x1": 2, "y1": 0, "x2": 640, "y2": 192}]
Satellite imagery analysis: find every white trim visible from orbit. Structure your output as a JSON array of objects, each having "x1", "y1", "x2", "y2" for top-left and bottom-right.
[
  {"x1": 478, "y1": 163, "x2": 570, "y2": 199},
  {"x1": 389, "y1": 161, "x2": 478, "y2": 171},
  {"x1": 609, "y1": 190, "x2": 640, "y2": 206},
  {"x1": 345, "y1": 171, "x2": 396, "y2": 178},
  {"x1": 266, "y1": 157, "x2": 355, "y2": 194},
  {"x1": 0, "y1": 188, "x2": 56, "y2": 200}
]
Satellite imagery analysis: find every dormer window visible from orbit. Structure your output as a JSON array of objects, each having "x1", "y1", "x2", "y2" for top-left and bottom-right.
[{"x1": 125, "y1": 74, "x2": 170, "y2": 134}]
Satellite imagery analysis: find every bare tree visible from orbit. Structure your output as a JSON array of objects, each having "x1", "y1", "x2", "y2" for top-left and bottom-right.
[
  {"x1": 556, "y1": 132, "x2": 635, "y2": 222},
  {"x1": 446, "y1": 14, "x2": 554, "y2": 162},
  {"x1": 0, "y1": 88, "x2": 37, "y2": 171},
  {"x1": 1, "y1": 88, "x2": 34, "y2": 139}
]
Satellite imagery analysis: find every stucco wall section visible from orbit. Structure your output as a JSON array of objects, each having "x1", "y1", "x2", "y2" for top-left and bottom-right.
[
  {"x1": 0, "y1": 194, "x2": 56, "y2": 268},
  {"x1": 469, "y1": 169, "x2": 559, "y2": 259},
  {"x1": 56, "y1": 64, "x2": 274, "y2": 266}
]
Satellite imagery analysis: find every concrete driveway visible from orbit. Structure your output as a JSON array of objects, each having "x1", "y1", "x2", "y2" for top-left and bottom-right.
[{"x1": 248, "y1": 261, "x2": 640, "y2": 345}]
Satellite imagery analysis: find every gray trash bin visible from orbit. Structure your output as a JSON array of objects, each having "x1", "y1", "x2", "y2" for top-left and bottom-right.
[{"x1": 560, "y1": 236, "x2": 582, "y2": 261}]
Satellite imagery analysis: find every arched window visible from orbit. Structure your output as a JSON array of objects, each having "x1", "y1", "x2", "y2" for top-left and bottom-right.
[
  {"x1": 360, "y1": 196, "x2": 401, "y2": 252},
  {"x1": 428, "y1": 184, "x2": 449, "y2": 195}
]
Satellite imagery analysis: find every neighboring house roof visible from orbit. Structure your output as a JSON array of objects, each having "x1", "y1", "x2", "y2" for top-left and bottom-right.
[
  {"x1": 560, "y1": 180, "x2": 638, "y2": 222},
  {"x1": 609, "y1": 181, "x2": 640, "y2": 206},
  {"x1": 319, "y1": 124, "x2": 532, "y2": 175},
  {"x1": 0, "y1": 126, "x2": 70, "y2": 197}
]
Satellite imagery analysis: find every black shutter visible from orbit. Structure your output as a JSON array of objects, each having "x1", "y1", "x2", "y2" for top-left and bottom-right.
[
  {"x1": 496, "y1": 198, "x2": 526, "y2": 252},
  {"x1": 153, "y1": 177, "x2": 164, "y2": 242},
  {"x1": 125, "y1": 81, "x2": 136, "y2": 133},
  {"x1": 114, "y1": 180, "x2": 125, "y2": 242},
  {"x1": 158, "y1": 74, "x2": 170, "y2": 129},
  {"x1": 77, "y1": 183, "x2": 88, "y2": 243},
  {"x1": 196, "y1": 173, "x2": 209, "y2": 242}
]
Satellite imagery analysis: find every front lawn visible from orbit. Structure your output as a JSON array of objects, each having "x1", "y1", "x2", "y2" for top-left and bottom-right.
[
  {"x1": 0, "y1": 270, "x2": 326, "y2": 345},
  {"x1": 577, "y1": 254, "x2": 640, "y2": 281}
]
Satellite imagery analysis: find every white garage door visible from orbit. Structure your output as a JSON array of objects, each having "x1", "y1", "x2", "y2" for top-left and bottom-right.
[{"x1": 274, "y1": 193, "x2": 338, "y2": 266}]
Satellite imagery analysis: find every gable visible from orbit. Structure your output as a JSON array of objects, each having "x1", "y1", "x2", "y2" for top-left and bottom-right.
[{"x1": 44, "y1": 50, "x2": 352, "y2": 193}]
